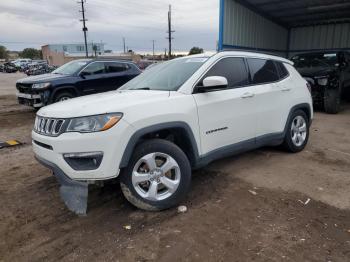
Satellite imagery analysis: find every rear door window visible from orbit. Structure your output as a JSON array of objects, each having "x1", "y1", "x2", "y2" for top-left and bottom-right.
[
  {"x1": 81, "y1": 62, "x2": 105, "y2": 75},
  {"x1": 247, "y1": 59, "x2": 279, "y2": 85},
  {"x1": 201, "y1": 57, "x2": 249, "y2": 88},
  {"x1": 105, "y1": 62, "x2": 129, "y2": 73},
  {"x1": 275, "y1": 61, "x2": 289, "y2": 79}
]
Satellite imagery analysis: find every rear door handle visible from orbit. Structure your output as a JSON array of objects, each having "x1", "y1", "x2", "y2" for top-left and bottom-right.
[{"x1": 241, "y1": 92, "x2": 255, "y2": 98}]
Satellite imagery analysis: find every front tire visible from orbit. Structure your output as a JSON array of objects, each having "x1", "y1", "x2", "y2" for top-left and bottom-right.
[
  {"x1": 120, "y1": 139, "x2": 191, "y2": 211},
  {"x1": 53, "y1": 91, "x2": 75, "y2": 103},
  {"x1": 283, "y1": 110, "x2": 309, "y2": 153}
]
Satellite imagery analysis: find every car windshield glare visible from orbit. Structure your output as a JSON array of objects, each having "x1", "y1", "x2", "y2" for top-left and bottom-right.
[
  {"x1": 120, "y1": 57, "x2": 208, "y2": 91},
  {"x1": 52, "y1": 60, "x2": 90, "y2": 75}
]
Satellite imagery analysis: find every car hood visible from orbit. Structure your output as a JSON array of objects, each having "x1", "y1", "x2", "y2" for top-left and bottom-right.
[
  {"x1": 296, "y1": 67, "x2": 336, "y2": 78},
  {"x1": 16, "y1": 73, "x2": 71, "y2": 84},
  {"x1": 37, "y1": 90, "x2": 171, "y2": 118}
]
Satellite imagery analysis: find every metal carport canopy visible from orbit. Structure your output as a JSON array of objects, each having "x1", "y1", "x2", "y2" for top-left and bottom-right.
[
  {"x1": 218, "y1": 0, "x2": 350, "y2": 56},
  {"x1": 238, "y1": 0, "x2": 350, "y2": 28}
]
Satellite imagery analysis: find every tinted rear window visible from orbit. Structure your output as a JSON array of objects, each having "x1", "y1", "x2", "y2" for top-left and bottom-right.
[
  {"x1": 106, "y1": 62, "x2": 129, "y2": 73},
  {"x1": 247, "y1": 59, "x2": 279, "y2": 85},
  {"x1": 275, "y1": 61, "x2": 289, "y2": 79}
]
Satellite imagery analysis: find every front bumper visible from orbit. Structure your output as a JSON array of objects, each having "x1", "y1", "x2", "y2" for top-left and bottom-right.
[
  {"x1": 32, "y1": 119, "x2": 135, "y2": 214},
  {"x1": 17, "y1": 92, "x2": 44, "y2": 107},
  {"x1": 35, "y1": 155, "x2": 88, "y2": 215},
  {"x1": 32, "y1": 119, "x2": 133, "y2": 181}
]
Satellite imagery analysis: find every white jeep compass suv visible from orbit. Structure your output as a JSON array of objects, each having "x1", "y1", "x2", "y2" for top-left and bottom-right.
[{"x1": 32, "y1": 51, "x2": 313, "y2": 214}]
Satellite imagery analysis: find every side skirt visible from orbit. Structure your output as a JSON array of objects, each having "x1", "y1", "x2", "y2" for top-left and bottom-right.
[{"x1": 194, "y1": 132, "x2": 284, "y2": 169}]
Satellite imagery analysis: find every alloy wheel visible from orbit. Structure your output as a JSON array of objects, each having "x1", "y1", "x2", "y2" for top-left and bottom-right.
[
  {"x1": 132, "y1": 152, "x2": 181, "y2": 201},
  {"x1": 290, "y1": 115, "x2": 307, "y2": 147}
]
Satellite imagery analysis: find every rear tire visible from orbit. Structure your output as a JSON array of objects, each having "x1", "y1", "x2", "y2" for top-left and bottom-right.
[
  {"x1": 283, "y1": 110, "x2": 309, "y2": 153},
  {"x1": 53, "y1": 91, "x2": 75, "y2": 103},
  {"x1": 324, "y1": 88, "x2": 341, "y2": 114},
  {"x1": 120, "y1": 139, "x2": 191, "y2": 211}
]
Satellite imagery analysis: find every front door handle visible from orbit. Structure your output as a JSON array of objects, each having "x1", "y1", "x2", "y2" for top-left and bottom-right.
[
  {"x1": 241, "y1": 92, "x2": 255, "y2": 98},
  {"x1": 281, "y1": 87, "x2": 291, "y2": 92}
]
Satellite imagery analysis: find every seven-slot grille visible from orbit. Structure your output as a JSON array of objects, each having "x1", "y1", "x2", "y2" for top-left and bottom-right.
[{"x1": 34, "y1": 116, "x2": 66, "y2": 136}]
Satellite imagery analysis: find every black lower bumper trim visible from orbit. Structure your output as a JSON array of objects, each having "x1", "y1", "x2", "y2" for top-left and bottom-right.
[{"x1": 35, "y1": 155, "x2": 88, "y2": 215}]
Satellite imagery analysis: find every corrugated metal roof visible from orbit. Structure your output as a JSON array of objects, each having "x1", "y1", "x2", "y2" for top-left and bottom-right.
[{"x1": 238, "y1": 0, "x2": 350, "y2": 27}]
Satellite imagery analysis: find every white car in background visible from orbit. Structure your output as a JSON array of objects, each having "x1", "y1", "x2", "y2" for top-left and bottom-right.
[
  {"x1": 32, "y1": 51, "x2": 313, "y2": 214},
  {"x1": 13, "y1": 58, "x2": 32, "y2": 67}
]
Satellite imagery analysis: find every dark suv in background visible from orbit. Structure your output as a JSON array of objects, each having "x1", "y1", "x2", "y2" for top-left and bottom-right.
[
  {"x1": 291, "y1": 51, "x2": 350, "y2": 114},
  {"x1": 16, "y1": 59, "x2": 141, "y2": 108}
]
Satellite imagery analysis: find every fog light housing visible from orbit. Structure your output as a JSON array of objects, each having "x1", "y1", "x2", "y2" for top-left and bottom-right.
[{"x1": 63, "y1": 152, "x2": 103, "y2": 171}]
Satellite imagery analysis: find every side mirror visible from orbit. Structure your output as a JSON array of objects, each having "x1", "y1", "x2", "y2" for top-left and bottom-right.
[{"x1": 197, "y1": 76, "x2": 228, "y2": 92}]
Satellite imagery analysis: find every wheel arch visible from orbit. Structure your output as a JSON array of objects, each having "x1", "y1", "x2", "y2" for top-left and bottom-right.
[
  {"x1": 119, "y1": 122, "x2": 200, "y2": 169},
  {"x1": 283, "y1": 103, "x2": 312, "y2": 135},
  {"x1": 50, "y1": 86, "x2": 78, "y2": 102}
]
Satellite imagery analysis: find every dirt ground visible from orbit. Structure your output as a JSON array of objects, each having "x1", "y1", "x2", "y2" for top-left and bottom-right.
[{"x1": 0, "y1": 72, "x2": 350, "y2": 262}]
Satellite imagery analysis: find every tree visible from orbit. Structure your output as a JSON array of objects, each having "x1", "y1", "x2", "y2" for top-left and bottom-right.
[
  {"x1": 20, "y1": 48, "x2": 42, "y2": 59},
  {"x1": 188, "y1": 47, "x2": 204, "y2": 55},
  {"x1": 0, "y1": 45, "x2": 8, "y2": 59}
]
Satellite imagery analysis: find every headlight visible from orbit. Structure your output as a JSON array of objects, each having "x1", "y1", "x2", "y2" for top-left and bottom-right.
[
  {"x1": 317, "y1": 78, "x2": 328, "y2": 86},
  {"x1": 66, "y1": 113, "x2": 123, "y2": 133},
  {"x1": 32, "y1": 82, "x2": 51, "y2": 89}
]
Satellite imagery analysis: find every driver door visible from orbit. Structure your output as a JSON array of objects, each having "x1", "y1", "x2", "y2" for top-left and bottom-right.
[
  {"x1": 76, "y1": 62, "x2": 110, "y2": 95},
  {"x1": 192, "y1": 57, "x2": 257, "y2": 155}
]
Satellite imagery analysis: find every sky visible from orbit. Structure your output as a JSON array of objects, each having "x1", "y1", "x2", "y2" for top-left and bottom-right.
[{"x1": 0, "y1": 0, "x2": 219, "y2": 53}]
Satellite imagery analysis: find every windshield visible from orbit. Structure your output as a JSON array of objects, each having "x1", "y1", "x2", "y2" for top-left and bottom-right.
[
  {"x1": 120, "y1": 57, "x2": 208, "y2": 91},
  {"x1": 52, "y1": 60, "x2": 90, "y2": 75},
  {"x1": 291, "y1": 53, "x2": 338, "y2": 69}
]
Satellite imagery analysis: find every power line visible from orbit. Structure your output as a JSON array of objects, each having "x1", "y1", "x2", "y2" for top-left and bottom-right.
[
  {"x1": 78, "y1": 0, "x2": 88, "y2": 58},
  {"x1": 166, "y1": 5, "x2": 175, "y2": 60},
  {"x1": 152, "y1": 40, "x2": 155, "y2": 60},
  {"x1": 123, "y1": 37, "x2": 126, "y2": 53}
]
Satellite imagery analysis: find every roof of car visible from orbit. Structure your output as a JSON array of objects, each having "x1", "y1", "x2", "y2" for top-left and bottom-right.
[
  {"x1": 183, "y1": 51, "x2": 293, "y2": 65},
  {"x1": 220, "y1": 51, "x2": 293, "y2": 65},
  {"x1": 72, "y1": 58, "x2": 136, "y2": 64},
  {"x1": 91, "y1": 58, "x2": 135, "y2": 63}
]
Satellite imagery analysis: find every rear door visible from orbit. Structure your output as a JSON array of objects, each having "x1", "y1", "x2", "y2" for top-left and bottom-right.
[
  {"x1": 193, "y1": 57, "x2": 257, "y2": 155},
  {"x1": 246, "y1": 58, "x2": 291, "y2": 137},
  {"x1": 104, "y1": 62, "x2": 135, "y2": 90}
]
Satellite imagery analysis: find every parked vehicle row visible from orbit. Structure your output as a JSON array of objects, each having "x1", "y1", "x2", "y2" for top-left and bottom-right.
[
  {"x1": 23, "y1": 62, "x2": 58, "y2": 76},
  {"x1": 0, "y1": 62, "x2": 18, "y2": 73},
  {"x1": 31, "y1": 51, "x2": 313, "y2": 214},
  {"x1": 0, "y1": 59, "x2": 57, "y2": 76}
]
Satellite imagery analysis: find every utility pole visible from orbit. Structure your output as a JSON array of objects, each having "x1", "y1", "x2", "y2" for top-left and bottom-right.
[
  {"x1": 78, "y1": 0, "x2": 88, "y2": 58},
  {"x1": 123, "y1": 37, "x2": 126, "y2": 53},
  {"x1": 166, "y1": 5, "x2": 175, "y2": 60},
  {"x1": 152, "y1": 40, "x2": 155, "y2": 60}
]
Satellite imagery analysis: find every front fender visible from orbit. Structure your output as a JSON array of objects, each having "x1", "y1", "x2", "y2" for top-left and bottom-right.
[{"x1": 119, "y1": 121, "x2": 200, "y2": 169}]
